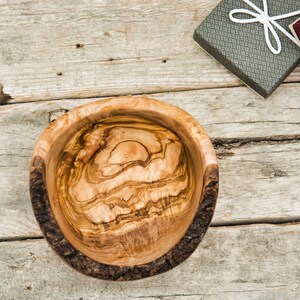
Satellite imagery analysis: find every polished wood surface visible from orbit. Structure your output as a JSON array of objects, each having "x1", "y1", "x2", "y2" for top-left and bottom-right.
[
  {"x1": 30, "y1": 96, "x2": 217, "y2": 273},
  {"x1": 55, "y1": 116, "x2": 195, "y2": 266}
]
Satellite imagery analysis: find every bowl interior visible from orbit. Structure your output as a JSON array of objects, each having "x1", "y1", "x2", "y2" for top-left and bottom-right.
[{"x1": 44, "y1": 108, "x2": 204, "y2": 267}]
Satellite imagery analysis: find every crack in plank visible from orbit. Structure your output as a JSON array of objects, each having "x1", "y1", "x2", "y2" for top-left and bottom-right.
[
  {"x1": 213, "y1": 136, "x2": 300, "y2": 150},
  {"x1": 1, "y1": 222, "x2": 299, "y2": 243}
]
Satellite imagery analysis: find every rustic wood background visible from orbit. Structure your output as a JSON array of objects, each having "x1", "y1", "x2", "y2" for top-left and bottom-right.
[{"x1": 0, "y1": 0, "x2": 299, "y2": 299}]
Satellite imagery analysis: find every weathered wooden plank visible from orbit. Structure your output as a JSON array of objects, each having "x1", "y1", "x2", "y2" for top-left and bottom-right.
[
  {"x1": 2, "y1": 84, "x2": 300, "y2": 140},
  {"x1": 2, "y1": 138, "x2": 299, "y2": 239},
  {"x1": 0, "y1": 85, "x2": 300, "y2": 238},
  {"x1": 0, "y1": 224, "x2": 299, "y2": 299},
  {"x1": 0, "y1": 0, "x2": 299, "y2": 103}
]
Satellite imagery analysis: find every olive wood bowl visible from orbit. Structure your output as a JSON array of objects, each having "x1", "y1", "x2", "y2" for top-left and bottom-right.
[{"x1": 30, "y1": 96, "x2": 218, "y2": 281}]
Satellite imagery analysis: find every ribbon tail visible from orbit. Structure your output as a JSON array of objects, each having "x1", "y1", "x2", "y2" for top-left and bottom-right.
[{"x1": 264, "y1": 23, "x2": 281, "y2": 54}]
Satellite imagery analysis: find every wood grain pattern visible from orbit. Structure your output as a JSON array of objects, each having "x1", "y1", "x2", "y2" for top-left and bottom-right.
[
  {"x1": 0, "y1": 0, "x2": 299, "y2": 103},
  {"x1": 30, "y1": 97, "x2": 218, "y2": 278},
  {"x1": 55, "y1": 116, "x2": 196, "y2": 266},
  {"x1": 0, "y1": 224, "x2": 299, "y2": 299}
]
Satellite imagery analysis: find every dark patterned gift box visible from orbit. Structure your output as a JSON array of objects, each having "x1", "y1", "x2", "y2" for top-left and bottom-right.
[{"x1": 194, "y1": 0, "x2": 300, "y2": 98}]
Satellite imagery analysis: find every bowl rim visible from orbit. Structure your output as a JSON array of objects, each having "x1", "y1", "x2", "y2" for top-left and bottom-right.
[{"x1": 29, "y1": 96, "x2": 219, "y2": 280}]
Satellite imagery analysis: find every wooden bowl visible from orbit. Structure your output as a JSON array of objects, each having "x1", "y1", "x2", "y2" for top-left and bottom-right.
[{"x1": 30, "y1": 97, "x2": 218, "y2": 280}]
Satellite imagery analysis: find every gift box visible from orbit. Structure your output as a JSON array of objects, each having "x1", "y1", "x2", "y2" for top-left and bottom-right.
[{"x1": 193, "y1": 0, "x2": 300, "y2": 98}]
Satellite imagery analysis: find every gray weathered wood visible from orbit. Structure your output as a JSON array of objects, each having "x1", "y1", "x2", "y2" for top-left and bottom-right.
[
  {"x1": 2, "y1": 84, "x2": 300, "y2": 139},
  {"x1": 0, "y1": 224, "x2": 299, "y2": 299},
  {"x1": 1, "y1": 0, "x2": 299, "y2": 297},
  {"x1": 1, "y1": 85, "x2": 300, "y2": 239},
  {"x1": 0, "y1": 0, "x2": 299, "y2": 103}
]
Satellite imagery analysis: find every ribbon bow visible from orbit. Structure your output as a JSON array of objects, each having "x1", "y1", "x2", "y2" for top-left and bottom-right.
[{"x1": 229, "y1": 0, "x2": 300, "y2": 54}]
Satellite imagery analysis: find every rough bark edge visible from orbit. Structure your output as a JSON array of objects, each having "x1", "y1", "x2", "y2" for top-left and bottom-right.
[{"x1": 30, "y1": 156, "x2": 218, "y2": 281}]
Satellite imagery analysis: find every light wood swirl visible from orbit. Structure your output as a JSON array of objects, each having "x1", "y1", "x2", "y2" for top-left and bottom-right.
[{"x1": 55, "y1": 116, "x2": 195, "y2": 266}]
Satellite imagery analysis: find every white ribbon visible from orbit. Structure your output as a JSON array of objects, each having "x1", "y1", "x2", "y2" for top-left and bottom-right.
[{"x1": 229, "y1": 0, "x2": 300, "y2": 55}]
